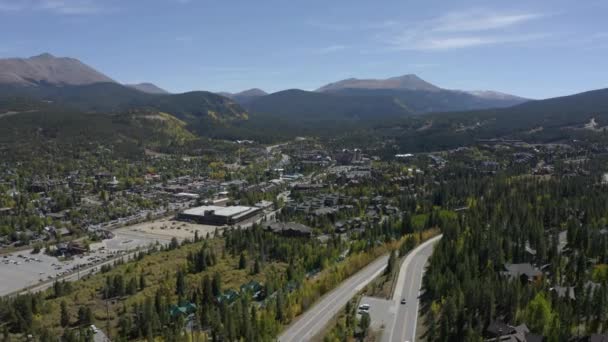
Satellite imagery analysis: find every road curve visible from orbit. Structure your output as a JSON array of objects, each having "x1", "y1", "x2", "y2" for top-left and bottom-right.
[
  {"x1": 278, "y1": 255, "x2": 389, "y2": 342},
  {"x1": 386, "y1": 234, "x2": 442, "y2": 342}
]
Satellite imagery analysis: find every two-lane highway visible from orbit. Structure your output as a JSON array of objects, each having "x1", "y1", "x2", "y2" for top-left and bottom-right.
[
  {"x1": 278, "y1": 255, "x2": 389, "y2": 342},
  {"x1": 386, "y1": 235, "x2": 442, "y2": 342},
  {"x1": 279, "y1": 234, "x2": 442, "y2": 342}
]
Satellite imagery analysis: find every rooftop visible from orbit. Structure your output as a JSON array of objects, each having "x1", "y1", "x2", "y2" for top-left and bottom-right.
[{"x1": 182, "y1": 205, "x2": 258, "y2": 218}]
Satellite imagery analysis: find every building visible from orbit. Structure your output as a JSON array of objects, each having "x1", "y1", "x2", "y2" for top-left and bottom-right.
[
  {"x1": 550, "y1": 286, "x2": 576, "y2": 300},
  {"x1": 485, "y1": 321, "x2": 542, "y2": 342},
  {"x1": 169, "y1": 302, "x2": 197, "y2": 318},
  {"x1": 254, "y1": 200, "x2": 274, "y2": 211},
  {"x1": 501, "y1": 263, "x2": 543, "y2": 283},
  {"x1": 178, "y1": 205, "x2": 262, "y2": 226},
  {"x1": 265, "y1": 222, "x2": 313, "y2": 238}
]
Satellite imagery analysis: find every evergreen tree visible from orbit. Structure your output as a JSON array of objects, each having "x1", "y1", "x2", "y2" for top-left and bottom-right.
[
  {"x1": 239, "y1": 252, "x2": 247, "y2": 269},
  {"x1": 60, "y1": 301, "x2": 70, "y2": 327}
]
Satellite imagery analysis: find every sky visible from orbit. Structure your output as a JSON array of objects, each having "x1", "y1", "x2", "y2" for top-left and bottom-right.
[{"x1": 1, "y1": 0, "x2": 607, "y2": 99}]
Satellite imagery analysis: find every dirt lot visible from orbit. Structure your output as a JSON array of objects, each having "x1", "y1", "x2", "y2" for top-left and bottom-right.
[{"x1": 111, "y1": 217, "x2": 222, "y2": 242}]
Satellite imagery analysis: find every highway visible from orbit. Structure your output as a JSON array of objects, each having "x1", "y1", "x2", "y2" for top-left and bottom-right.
[
  {"x1": 385, "y1": 235, "x2": 442, "y2": 342},
  {"x1": 278, "y1": 254, "x2": 389, "y2": 342}
]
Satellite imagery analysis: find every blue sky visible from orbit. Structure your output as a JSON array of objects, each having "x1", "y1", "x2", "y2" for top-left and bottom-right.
[{"x1": 1, "y1": 0, "x2": 607, "y2": 98}]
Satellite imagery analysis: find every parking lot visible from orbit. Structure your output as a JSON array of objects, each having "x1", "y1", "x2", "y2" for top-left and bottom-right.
[
  {"x1": 358, "y1": 296, "x2": 397, "y2": 336},
  {"x1": 0, "y1": 221, "x2": 172, "y2": 296},
  {"x1": 0, "y1": 247, "x2": 125, "y2": 296},
  {"x1": 0, "y1": 210, "x2": 279, "y2": 297}
]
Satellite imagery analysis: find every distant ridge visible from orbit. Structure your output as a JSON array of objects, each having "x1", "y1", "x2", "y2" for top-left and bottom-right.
[
  {"x1": 464, "y1": 90, "x2": 527, "y2": 102},
  {"x1": 0, "y1": 53, "x2": 116, "y2": 86},
  {"x1": 127, "y1": 82, "x2": 170, "y2": 94},
  {"x1": 317, "y1": 74, "x2": 441, "y2": 92},
  {"x1": 219, "y1": 88, "x2": 268, "y2": 106},
  {"x1": 219, "y1": 88, "x2": 268, "y2": 98}
]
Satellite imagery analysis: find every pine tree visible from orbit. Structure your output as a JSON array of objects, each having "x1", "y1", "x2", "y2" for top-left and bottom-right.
[
  {"x1": 253, "y1": 259, "x2": 261, "y2": 274},
  {"x1": 77, "y1": 306, "x2": 93, "y2": 326},
  {"x1": 239, "y1": 252, "x2": 247, "y2": 269},
  {"x1": 139, "y1": 274, "x2": 146, "y2": 290},
  {"x1": 176, "y1": 269, "x2": 186, "y2": 297},
  {"x1": 212, "y1": 272, "x2": 222, "y2": 297},
  {"x1": 60, "y1": 301, "x2": 70, "y2": 327}
]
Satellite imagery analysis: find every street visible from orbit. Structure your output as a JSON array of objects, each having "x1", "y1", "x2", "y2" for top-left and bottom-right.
[
  {"x1": 278, "y1": 255, "x2": 389, "y2": 342},
  {"x1": 385, "y1": 235, "x2": 442, "y2": 342}
]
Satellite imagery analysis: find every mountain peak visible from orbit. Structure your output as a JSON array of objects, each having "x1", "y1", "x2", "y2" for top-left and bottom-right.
[
  {"x1": 0, "y1": 53, "x2": 115, "y2": 86},
  {"x1": 31, "y1": 53, "x2": 56, "y2": 59},
  {"x1": 236, "y1": 88, "x2": 267, "y2": 97},
  {"x1": 317, "y1": 74, "x2": 440, "y2": 92}
]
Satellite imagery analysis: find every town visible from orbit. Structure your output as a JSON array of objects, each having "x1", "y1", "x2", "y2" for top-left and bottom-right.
[{"x1": 3, "y1": 132, "x2": 608, "y2": 341}]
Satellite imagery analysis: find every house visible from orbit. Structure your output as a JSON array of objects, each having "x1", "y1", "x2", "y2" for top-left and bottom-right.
[
  {"x1": 169, "y1": 302, "x2": 197, "y2": 318},
  {"x1": 335, "y1": 221, "x2": 348, "y2": 233},
  {"x1": 254, "y1": 200, "x2": 274, "y2": 211},
  {"x1": 266, "y1": 222, "x2": 313, "y2": 238},
  {"x1": 292, "y1": 183, "x2": 326, "y2": 192},
  {"x1": 501, "y1": 263, "x2": 543, "y2": 283},
  {"x1": 550, "y1": 286, "x2": 576, "y2": 300},
  {"x1": 313, "y1": 207, "x2": 337, "y2": 218},
  {"x1": 485, "y1": 321, "x2": 543, "y2": 342},
  {"x1": 272, "y1": 221, "x2": 313, "y2": 236},
  {"x1": 217, "y1": 289, "x2": 240, "y2": 304},
  {"x1": 240, "y1": 281, "x2": 263, "y2": 300}
]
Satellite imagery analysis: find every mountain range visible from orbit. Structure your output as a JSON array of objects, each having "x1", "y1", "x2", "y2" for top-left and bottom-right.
[
  {"x1": 0, "y1": 53, "x2": 169, "y2": 95},
  {"x1": 0, "y1": 54, "x2": 247, "y2": 128},
  {"x1": 218, "y1": 88, "x2": 268, "y2": 106},
  {"x1": 2, "y1": 52, "x2": 608, "y2": 151},
  {"x1": 223, "y1": 75, "x2": 528, "y2": 121}
]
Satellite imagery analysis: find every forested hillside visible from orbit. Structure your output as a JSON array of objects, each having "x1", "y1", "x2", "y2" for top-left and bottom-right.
[
  {"x1": 422, "y1": 171, "x2": 608, "y2": 340},
  {"x1": 0, "y1": 83, "x2": 247, "y2": 126}
]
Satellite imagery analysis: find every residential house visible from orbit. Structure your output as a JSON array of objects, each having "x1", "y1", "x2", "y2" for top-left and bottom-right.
[
  {"x1": 485, "y1": 321, "x2": 543, "y2": 342},
  {"x1": 501, "y1": 263, "x2": 543, "y2": 283},
  {"x1": 266, "y1": 222, "x2": 313, "y2": 238}
]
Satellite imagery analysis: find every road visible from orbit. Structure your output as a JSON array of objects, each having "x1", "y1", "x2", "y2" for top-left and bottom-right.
[
  {"x1": 386, "y1": 235, "x2": 442, "y2": 342},
  {"x1": 278, "y1": 255, "x2": 389, "y2": 342}
]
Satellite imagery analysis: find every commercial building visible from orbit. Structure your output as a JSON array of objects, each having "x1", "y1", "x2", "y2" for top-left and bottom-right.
[{"x1": 178, "y1": 205, "x2": 262, "y2": 226}]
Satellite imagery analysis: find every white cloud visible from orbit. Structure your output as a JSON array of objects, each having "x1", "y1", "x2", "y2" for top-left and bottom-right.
[
  {"x1": 0, "y1": 0, "x2": 113, "y2": 15},
  {"x1": 391, "y1": 33, "x2": 548, "y2": 51},
  {"x1": 382, "y1": 9, "x2": 546, "y2": 51},
  {"x1": 432, "y1": 10, "x2": 543, "y2": 32}
]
